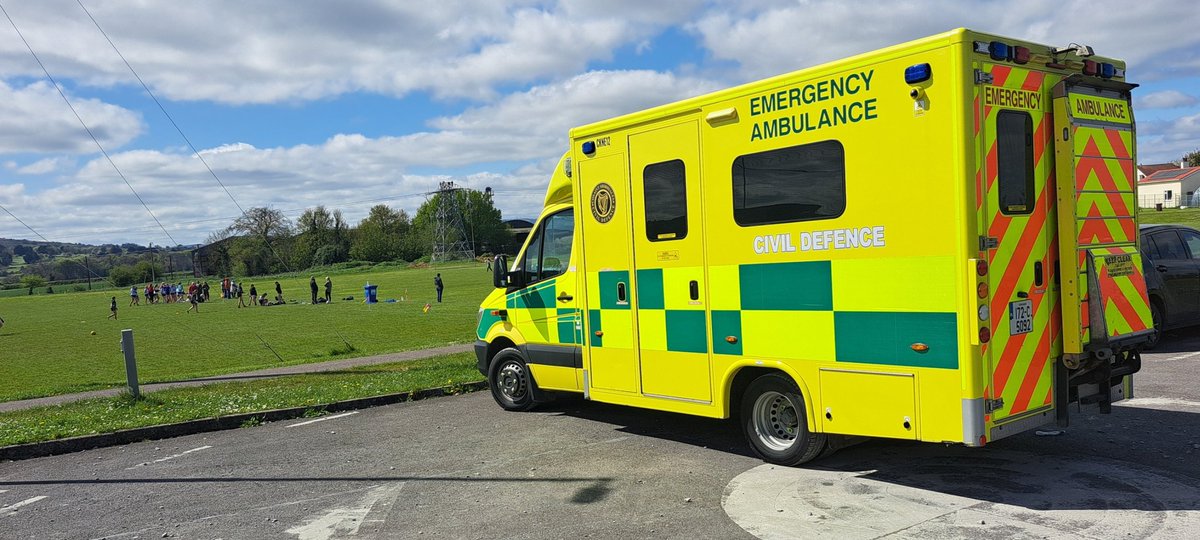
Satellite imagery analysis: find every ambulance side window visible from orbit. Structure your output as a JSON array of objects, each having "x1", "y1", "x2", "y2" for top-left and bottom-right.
[
  {"x1": 643, "y1": 159, "x2": 688, "y2": 241},
  {"x1": 517, "y1": 209, "x2": 574, "y2": 285},
  {"x1": 732, "y1": 140, "x2": 845, "y2": 226},
  {"x1": 996, "y1": 110, "x2": 1034, "y2": 215},
  {"x1": 540, "y1": 210, "x2": 574, "y2": 279}
]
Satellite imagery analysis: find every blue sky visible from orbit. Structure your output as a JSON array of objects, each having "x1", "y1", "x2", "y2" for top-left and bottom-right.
[{"x1": 0, "y1": 0, "x2": 1197, "y2": 245}]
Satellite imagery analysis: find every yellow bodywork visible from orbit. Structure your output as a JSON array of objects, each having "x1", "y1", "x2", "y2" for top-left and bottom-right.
[{"x1": 476, "y1": 28, "x2": 1138, "y2": 446}]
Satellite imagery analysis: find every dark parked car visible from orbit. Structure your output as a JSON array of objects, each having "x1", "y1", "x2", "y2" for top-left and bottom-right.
[{"x1": 1140, "y1": 224, "x2": 1200, "y2": 348}]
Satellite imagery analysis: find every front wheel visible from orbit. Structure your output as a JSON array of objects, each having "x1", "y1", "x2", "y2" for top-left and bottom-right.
[
  {"x1": 488, "y1": 348, "x2": 537, "y2": 411},
  {"x1": 740, "y1": 373, "x2": 827, "y2": 466}
]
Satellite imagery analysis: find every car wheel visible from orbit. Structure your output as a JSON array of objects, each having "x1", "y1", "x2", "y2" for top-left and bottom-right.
[
  {"x1": 740, "y1": 373, "x2": 827, "y2": 466},
  {"x1": 1145, "y1": 302, "x2": 1164, "y2": 350},
  {"x1": 488, "y1": 348, "x2": 537, "y2": 411}
]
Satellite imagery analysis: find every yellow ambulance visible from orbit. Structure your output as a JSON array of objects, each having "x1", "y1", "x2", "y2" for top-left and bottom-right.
[{"x1": 474, "y1": 28, "x2": 1151, "y2": 465}]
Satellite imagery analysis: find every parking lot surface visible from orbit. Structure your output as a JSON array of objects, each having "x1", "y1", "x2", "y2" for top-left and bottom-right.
[{"x1": 3, "y1": 330, "x2": 1199, "y2": 539}]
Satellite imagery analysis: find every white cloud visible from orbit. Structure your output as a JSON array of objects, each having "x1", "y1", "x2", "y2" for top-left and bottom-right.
[
  {"x1": 16, "y1": 156, "x2": 74, "y2": 175},
  {"x1": 0, "y1": 69, "x2": 720, "y2": 244},
  {"x1": 690, "y1": 1, "x2": 1200, "y2": 83},
  {"x1": 0, "y1": 1, "x2": 706, "y2": 104},
  {"x1": 1136, "y1": 112, "x2": 1200, "y2": 163},
  {"x1": 0, "y1": 80, "x2": 142, "y2": 154},
  {"x1": 1137, "y1": 90, "x2": 1199, "y2": 110}
]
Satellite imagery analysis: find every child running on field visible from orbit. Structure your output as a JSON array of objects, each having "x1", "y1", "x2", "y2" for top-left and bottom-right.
[
  {"x1": 129, "y1": 286, "x2": 139, "y2": 306},
  {"x1": 108, "y1": 296, "x2": 118, "y2": 320}
]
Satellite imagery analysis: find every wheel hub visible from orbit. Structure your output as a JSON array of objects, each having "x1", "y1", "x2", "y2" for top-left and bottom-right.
[
  {"x1": 498, "y1": 362, "x2": 526, "y2": 401},
  {"x1": 753, "y1": 391, "x2": 800, "y2": 451}
]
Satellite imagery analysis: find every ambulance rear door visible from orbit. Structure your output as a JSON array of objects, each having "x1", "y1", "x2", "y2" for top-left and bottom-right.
[
  {"x1": 1050, "y1": 75, "x2": 1152, "y2": 356},
  {"x1": 978, "y1": 63, "x2": 1059, "y2": 426}
]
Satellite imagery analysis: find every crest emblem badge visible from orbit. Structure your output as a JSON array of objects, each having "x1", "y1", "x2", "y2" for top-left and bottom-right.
[{"x1": 590, "y1": 183, "x2": 616, "y2": 223}]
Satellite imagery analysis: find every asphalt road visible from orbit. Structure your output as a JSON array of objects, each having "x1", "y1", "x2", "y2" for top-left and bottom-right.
[{"x1": 3, "y1": 330, "x2": 1199, "y2": 540}]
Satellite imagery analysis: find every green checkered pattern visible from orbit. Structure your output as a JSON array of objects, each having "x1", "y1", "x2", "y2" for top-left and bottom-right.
[{"x1": 585, "y1": 261, "x2": 960, "y2": 370}]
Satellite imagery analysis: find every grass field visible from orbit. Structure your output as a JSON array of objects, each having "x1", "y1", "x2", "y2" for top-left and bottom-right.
[
  {"x1": 0, "y1": 352, "x2": 483, "y2": 447},
  {"x1": 1138, "y1": 207, "x2": 1200, "y2": 229},
  {"x1": 0, "y1": 262, "x2": 495, "y2": 402}
]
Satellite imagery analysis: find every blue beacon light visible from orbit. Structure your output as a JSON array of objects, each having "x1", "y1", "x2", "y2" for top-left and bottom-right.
[{"x1": 904, "y1": 63, "x2": 932, "y2": 84}]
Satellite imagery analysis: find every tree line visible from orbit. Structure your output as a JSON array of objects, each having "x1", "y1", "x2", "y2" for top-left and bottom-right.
[
  {"x1": 2, "y1": 187, "x2": 517, "y2": 291},
  {"x1": 196, "y1": 187, "x2": 516, "y2": 277}
]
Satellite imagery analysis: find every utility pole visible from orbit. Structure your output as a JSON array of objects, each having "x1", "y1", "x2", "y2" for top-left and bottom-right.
[{"x1": 85, "y1": 255, "x2": 91, "y2": 290}]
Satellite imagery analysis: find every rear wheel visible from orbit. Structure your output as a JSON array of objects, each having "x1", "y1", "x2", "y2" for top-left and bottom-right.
[
  {"x1": 740, "y1": 373, "x2": 827, "y2": 466},
  {"x1": 488, "y1": 348, "x2": 536, "y2": 411}
]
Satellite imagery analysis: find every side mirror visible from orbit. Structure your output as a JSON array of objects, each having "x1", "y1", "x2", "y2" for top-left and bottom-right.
[{"x1": 492, "y1": 255, "x2": 509, "y2": 289}]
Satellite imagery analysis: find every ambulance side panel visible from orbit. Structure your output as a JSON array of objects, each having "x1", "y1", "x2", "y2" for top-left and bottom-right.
[{"x1": 694, "y1": 42, "x2": 970, "y2": 444}]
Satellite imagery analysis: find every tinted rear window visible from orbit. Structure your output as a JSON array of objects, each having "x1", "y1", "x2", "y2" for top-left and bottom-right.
[{"x1": 732, "y1": 140, "x2": 845, "y2": 226}]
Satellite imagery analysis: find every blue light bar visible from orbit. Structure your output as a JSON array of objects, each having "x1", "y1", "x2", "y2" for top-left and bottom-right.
[
  {"x1": 989, "y1": 41, "x2": 1009, "y2": 61},
  {"x1": 582, "y1": 141, "x2": 596, "y2": 155},
  {"x1": 904, "y1": 63, "x2": 932, "y2": 84},
  {"x1": 1100, "y1": 62, "x2": 1115, "y2": 78}
]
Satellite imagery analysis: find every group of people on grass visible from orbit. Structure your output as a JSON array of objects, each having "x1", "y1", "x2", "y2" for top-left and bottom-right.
[
  {"x1": 107, "y1": 272, "x2": 450, "y2": 319},
  {"x1": 123, "y1": 281, "x2": 210, "y2": 316},
  {"x1": 130, "y1": 281, "x2": 209, "y2": 307},
  {"x1": 221, "y1": 277, "x2": 289, "y2": 308}
]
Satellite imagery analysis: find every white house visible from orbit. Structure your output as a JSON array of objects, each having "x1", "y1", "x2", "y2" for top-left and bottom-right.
[{"x1": 1137, "y1": 166, "x2": 1200, "y2": 209}]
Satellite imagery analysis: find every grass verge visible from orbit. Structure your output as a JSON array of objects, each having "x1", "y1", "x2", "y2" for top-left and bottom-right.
[
  {"x1": 0, "y1": 352, "x2": 483, "y2": 448},
  {"x1": 1138, "y1": 207, "x2": 1200, "y2": 229},
  {"x1": 0, "y1": 262, "x2": 494, "y2": 402}
]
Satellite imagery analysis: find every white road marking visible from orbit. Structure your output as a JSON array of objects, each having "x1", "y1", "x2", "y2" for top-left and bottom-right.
[
  {"x1": 1, "y1": 496, "x2": 47, "y2": 516},
  {"x1": 1161, "y1": 351, "x2": 1200, "y2": 362},
  {"x1": 286, "y1": 411, "x2": 359, "y2": 428},
  {"x1": 285, "y1": 483, "x2": 403, "y2": 540},
  {"x1": 125, "y1": 445, "x2": 213, "y2": 470},
  {"x1": 1117, "y1": 397, "x2": 1200, "y2": 410}
]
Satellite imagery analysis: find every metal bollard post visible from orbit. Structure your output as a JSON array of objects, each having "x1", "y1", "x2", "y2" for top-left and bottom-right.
[{"x1": 120, "y1": 329, "x2": 140, "y2": 399}]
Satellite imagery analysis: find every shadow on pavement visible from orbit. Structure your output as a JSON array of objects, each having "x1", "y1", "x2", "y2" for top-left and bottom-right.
[
  {"x1": 538, "y1": 398, "x2": 755, "y2": 459},
  {"x1": 803, "y1": 403, "x2": 1200, "y2": 513},
  {"x1": 535, "y1": 390, "x2": 1199, "y2": 513}
]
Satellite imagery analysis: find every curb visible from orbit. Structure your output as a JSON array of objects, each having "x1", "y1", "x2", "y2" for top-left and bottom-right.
[{"x1": 0, "y1": 381, "x2": 488, "y2": 462}]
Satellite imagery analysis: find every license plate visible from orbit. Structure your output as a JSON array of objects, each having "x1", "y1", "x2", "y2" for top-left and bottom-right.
[{"x1": 1009, "y1": 299, "x2": 1033, "y2": 335}]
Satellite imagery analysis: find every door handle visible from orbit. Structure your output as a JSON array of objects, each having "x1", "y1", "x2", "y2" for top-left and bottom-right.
[
  {"x1": 557, "y1": 292, "x2": 573, "y2": 302},
  {"x1": 689, "y1": 280, "x2": 699, "y2": 301},
  {"x1": 1016, "y1": 291, "x2": 1029, "y2": 298},
  {"x1": 1157, "y1": 265, "x2": 1168, "y2": 273},
  {"x1": 1033, "y1": 261, "x2": 1044, "y2": 287}
]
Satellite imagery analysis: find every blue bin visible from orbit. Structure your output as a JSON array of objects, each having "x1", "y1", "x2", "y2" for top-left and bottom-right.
[{"x1": 364, "y1": 284, "x2": 378, "y2": 304}]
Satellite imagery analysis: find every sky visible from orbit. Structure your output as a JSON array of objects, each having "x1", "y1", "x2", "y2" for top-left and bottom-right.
[{"x1": 0, "y1": 0, "x2": 1197, "y2": 246}]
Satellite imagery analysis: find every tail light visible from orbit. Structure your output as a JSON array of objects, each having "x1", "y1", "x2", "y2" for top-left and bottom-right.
[
  {"x1": 976, "y1": 260, "x2": 989, "y2": 276},
  {"x1": 979, "y1": 326, "x2": 991, "y2": 343}
]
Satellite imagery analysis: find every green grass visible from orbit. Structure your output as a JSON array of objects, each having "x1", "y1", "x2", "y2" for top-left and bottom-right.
[
  {"x1": 0, "y1": 352, "x2": 483, "y2": 447},
  {"x1": 1138, "y1": 207, "x2": 1200, "y2": 229},
  {"x1": 0, "y1": 262, "x2": 496, "y2": 402}
]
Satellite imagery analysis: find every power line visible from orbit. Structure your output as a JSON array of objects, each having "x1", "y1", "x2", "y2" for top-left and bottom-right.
[
  {"x1": 73, "y1": 0, "x2": 297, "y2": 272},
  {"x1": 0, "y1": 1, "x2": 179, "y2": 248},
  {"x1": 0, "y1": 202, "x2": 55, "y2": 244}
]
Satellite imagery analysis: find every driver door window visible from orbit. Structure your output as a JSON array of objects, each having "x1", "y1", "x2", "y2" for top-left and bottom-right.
[{"x1": 517, "y1": 209, "x2": 574, "y2": 285}]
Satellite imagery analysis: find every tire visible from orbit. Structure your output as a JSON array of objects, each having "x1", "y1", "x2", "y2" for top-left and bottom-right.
[
  {"x1": 1145, "y1": 302, "x2": 1164, "y2": 350},
  {"x1": 740, "y1": 373, "x2": 827, "y2": 466},
  {"x1": 488, "y1": 348, "x2": 537, "y2": 412}
]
